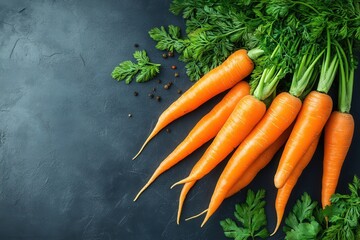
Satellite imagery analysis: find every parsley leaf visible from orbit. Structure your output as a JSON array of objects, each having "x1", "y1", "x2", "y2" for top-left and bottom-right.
[
  {"x1": 220, "y1": 189, "x2": 269, "y2": 240},
  {"x1": 322, "y1": 175, "x2": 360, "y2": 240},
  {"x1": 148, "y1": 25, "x2": 186, "y2": 53},
  {"x1": 111, "y1": 50, "x2": 160, "y2": 84},
  {"x1": 283, "y1": 193, "x2": 324, "y2": 240}
]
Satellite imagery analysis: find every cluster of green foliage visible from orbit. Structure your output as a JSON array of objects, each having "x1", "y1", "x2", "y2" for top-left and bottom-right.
[{"x1": 221, "y1": 176, "x2": 360, "y2": 240}]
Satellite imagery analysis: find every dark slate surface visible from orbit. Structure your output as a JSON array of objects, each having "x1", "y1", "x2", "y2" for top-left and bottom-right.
[{"x1": 0, "y1": 1, "x2": 359, "y2": 239}]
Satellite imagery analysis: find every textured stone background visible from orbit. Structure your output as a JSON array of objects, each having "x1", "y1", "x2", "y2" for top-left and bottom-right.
[{"x1": 0, "y1": 1, "x2": 359, "y2": 239}]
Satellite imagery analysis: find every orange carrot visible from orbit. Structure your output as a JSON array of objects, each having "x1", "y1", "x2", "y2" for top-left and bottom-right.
[
  {"x1": 201, "y1": 92, "x2": 302, "y2": 226},
  {"x1": 173, "y1": 95, "x2": 266, "y2": 222},
  {"x1": 226, "y1": 126, "x2": 292, "y2": 198},
  {"x1": 171, "y1": 94, "x2": 267, "y2": 188},
  {"x1": 322, "y1": 40, "x2": 355, "y2": 209},
  {"x1": 133, "y1": 49, "x2": 255, "y2": 159},
  {"x1": 271, "y1": 135, "x2": 320, "y2": 235},
  {"x1": 321, "y1": 111, "x2": 354, "y2": 208},
  {"x1": 180, "y1": 126, "x2": 292, "y2": 224},
  {"x1": 133, "y1": 82, "x2": 250, "y2": 201},
  {"x1": 274, "y1": 91, "x2": 333, "y2": 189}
]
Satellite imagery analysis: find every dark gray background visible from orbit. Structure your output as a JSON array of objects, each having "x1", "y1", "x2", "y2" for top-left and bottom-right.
[{"x1": 0, "y1": 1, "x2": 359, "y2": 239}]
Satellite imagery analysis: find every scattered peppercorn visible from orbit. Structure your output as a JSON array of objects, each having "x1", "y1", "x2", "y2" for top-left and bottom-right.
[
  {"x1": 177, "y1": 89, "x2": 182, "y2": 94},
  {"x1": 134, "y1": 43, "x2": 139, "y2": 48},
  {"x1": 168, "y1": 82, "x2": 173, "y2": 86},
  {"x1": 156, "y1": 96, "x2": 161, "y2": 101},
  {"x1": 133, "y1": 91, "x2": 139, "y2": 96},
  {"x1": 166, "y1": 128, "x2": 171, "y2": 133},
  {"x1": 168, "y1": 51, "x2": 174, "y2": 57},
  {"x1": 148, "y1": 93, "x2": 154, "y2": 98},
  {"x1": 164, "y1": 84, "x2": 169, "y2": 90},
  {"x1": 171, "y1": 65, "x2": 177, "y2": 70},
  {"x1": 152, "y1": 87, "x2": 156, "y2": 92},
  {"x1": 162, "y1": 53, "x2": 168, "y2": 59},
  {"x1": 157, "y1": 79, "x2": 162, "y2": 84},
  {"x1": 128, "y1": 113, "x2": 132, "y2": 118},
  {"x1": 174, "y1": 72, "x2": 179, "y2": 77}
]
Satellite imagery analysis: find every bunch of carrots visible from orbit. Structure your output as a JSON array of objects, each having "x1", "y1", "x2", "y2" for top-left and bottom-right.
[{"x1": 131, "y1": 0, "x2": 359, "y2": 233}]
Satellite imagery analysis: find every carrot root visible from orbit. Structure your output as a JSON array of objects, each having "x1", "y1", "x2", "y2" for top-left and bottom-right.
[
  {"x1": 201, "y1": 92, "x2": 302, "y2": 226},
  {"x1": 133, "y1": 49, "x2": 254, "y2": 159},
  {"x1": 274, "y1": 91, "x2": 333, "y2": 189},
  {"x1": 321, "y1": 111, "x2": 354, "y2": 208}
]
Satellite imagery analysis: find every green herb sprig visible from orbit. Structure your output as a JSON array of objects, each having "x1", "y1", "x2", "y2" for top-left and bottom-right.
[
  {"x1": 220, "y1": 189, "x2": 269, "y2": 240},
  {"x1": 111, "y1": 50, "x2": 160, "y2": 84}
]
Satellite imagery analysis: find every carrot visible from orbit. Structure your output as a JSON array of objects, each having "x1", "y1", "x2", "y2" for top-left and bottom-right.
[
  {"x1": 322, "y1": 112, "x2": 354, "y2": 208},
  {"x1": 201, "y1": 92, "x2": 302, "y2": 226},
  {"x1": 321, "y1": 39, "x2": 355, "y2": 209},
  {"x1": 180, "y1": 126, "x2": 291, "y2": 224},
  {"x1": 274, "y1": 34, "x2": 339, "y2": 189},
  {"x1": 132, "y1": 49, "x2": 256, "y2": 159},
  {"x1": 274, "y1": 91, "x2": 333, "y2": 189},
  {"x1": 173, "y1": 94, "x2": 266, "y2": 222},
  {"x1": 226, "y1": 126, "x2": 292, "y2": 198},
  {"x1": 171, "y1": 94, "x2": 267, "y2": 188},
  {"x1": 133, "y1": 81, "x2": 250, "y2": 201},
  {"x1": 271, "y1": 135, "x2": 320, "y2": 236},
  {"x1": 177, "y1": 127, "x2": 285, "y2": 224}
]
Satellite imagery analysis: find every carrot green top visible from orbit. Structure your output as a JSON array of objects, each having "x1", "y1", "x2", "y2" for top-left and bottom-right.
[{"x1": 335, "y1": 39, "x2": 355, "y2": 114}]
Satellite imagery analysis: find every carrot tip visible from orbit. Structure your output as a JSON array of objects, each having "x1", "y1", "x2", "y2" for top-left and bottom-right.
[
  {"x1": 200, "y1": 213, "x2": 210, "y2": 228},
  {"x1": 134, "y1": 184, "x2": 148, "y2": 202},
  {"x1": 133, "y1": 193, "x2": 140, "y2": 202},
  {"x1": 170, "y1": 180, "x2": 184, "y2": 189},
  {"x1": 270, "y1": 225, "x2": 280, "y2": 236},
  {"x1": 133, "y1": 137, "x2": 151, "y2": 160}
]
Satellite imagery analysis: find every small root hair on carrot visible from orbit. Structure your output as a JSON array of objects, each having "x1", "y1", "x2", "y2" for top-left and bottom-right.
[{"x1": 185, "y1": 209, "x2": 208, "y2": 222}]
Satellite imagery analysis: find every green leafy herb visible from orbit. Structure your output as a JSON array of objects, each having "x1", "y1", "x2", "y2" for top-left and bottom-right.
[
  {"x1": 322, "y1": 175, "x2": 360, "y2": 240},
  {"x1": 111, "y1": 50, "x2": 160, "y2": 84},
  {"x1": 148, "y1": 25, "x2": 186, "y2": 53},
  {"x1": 220, "y1": 189, "x2": 269, "y2": 240},
  {"x1": 283, "y1": 193, "x2": 324, "y2": 240},
  {"x1": 282, "y1": 176, "x2": 360, "y2": 239}
]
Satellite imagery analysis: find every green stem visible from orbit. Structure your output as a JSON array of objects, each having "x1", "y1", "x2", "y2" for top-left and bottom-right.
[
  {"x1": 317, "y1": 28, "x2": 339, "y2": 94},
  {"x1": 247, "y1": 48, "x2": 265, "y2": 61},
  {"x1": 335, "y1": 39, "x2": 354, "y2": 113},
  {"x1": 289, "y1": 46, "x2": 325, "y2": 97},
  {"x1": 291, "y1": 1, "x2": 321, "y2": 14}
]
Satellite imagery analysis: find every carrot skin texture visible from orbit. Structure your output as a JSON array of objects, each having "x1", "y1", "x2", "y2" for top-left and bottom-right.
[
  {"x1": 272, "y1": 135, "x2": 320, "y2": 235},
  {"x1": 133, "y1": 50, "x2": 254, "y2": 158},
  {"x1": 226, "y1": 126, "x2": 292, "y2": 198},
  {"x1": 134, "y1": 82, "x2": 250, "y2": 201},
  {"x1": 202, "y1": 92, "x2": 302, "y2": 226},
  {"x1": 173, "y1": 95, "x2": 267, "y2": 187},
  {"x1": 321, "y1": 111, "x2": 354, "y2": 208},
  {"x1": 274, "y1": 91, "x2": 333, "y2": 189}
]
